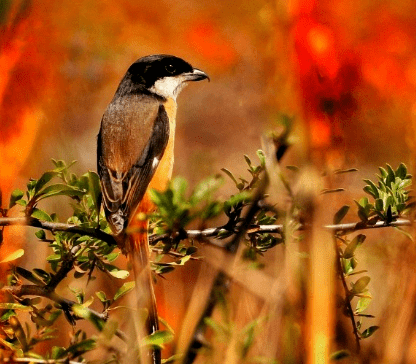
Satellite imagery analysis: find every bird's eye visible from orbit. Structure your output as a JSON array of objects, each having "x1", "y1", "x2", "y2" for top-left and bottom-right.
[{"x1": 165, "y1": 64, "x2": 176, "y2": 74}]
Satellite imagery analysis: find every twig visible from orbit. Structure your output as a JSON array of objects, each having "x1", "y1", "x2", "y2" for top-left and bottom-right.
[
  {"x1": 0, "y1": 217, "x2": 117, "y2": 246},
  {"x1": 333, "y1": 236, "x2": 361, "y2": 352},
  {"x1": 2, "y1": 285, "x2": 127, "y2": 342},
  {"x1": 0, "y1": 357, "x2": 83, "y2": 364},
  {"x1": 0, "y1": 217, "x2": 412, "y2": 249}
]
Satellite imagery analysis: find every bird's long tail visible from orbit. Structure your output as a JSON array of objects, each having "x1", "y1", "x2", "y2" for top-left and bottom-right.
[{"x1": 127, "y1": 219, "x2": 160, "y2": 364}]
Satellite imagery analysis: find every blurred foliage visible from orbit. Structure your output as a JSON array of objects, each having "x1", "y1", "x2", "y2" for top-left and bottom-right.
[{"x1": 0, "y1": 159, "x2": 414, "y2": 362}]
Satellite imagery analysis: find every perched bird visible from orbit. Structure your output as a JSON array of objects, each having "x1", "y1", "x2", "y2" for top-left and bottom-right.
[{"x1": 97, "y1": 54, "x2": 208, "y2": 362}]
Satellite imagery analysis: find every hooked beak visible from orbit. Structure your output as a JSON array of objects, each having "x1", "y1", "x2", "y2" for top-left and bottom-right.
[{"x1": 184, "y1": 68, "x2": 210, "y2": 82}]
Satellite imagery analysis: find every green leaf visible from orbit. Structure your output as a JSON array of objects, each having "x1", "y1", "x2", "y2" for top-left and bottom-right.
[
  {"x1": 221, "y1": 168, "x2": 238, "y2": 185},
  {"x1": 356, "y1": 293, "x2": 372, "y2": 313},
  {"x1": 35, "y1": 230, "x2": 46, "y2": 239},
  {"x1": 286, "y1": 165, "x2": 299, "y2": 172},
  {"x1": 256, "y1": 150, "x2": 266, "y2": 167},
  {"x1": 385, "y1": 164, "x2": 395, "y2": 186},
  {"x1": 0, "y1": 303, "x2": 33, "y2": 311},
  {"x1": 64, "y1": 338, "x2": 96, "y2": 356},
  {"x1": 351, "y1": 276, "x2": 371, "y2": 294},
  {"x1": 108, "y1": 269, "x2": 129, "y2": 279},
  {"x1": 51, "y1": 346, "x2": 66, "y2": 360},
  {"x1": 379, "y1": 167, "x2": 388, "y2": 178},
  {"x1": 72, "y1": 304, "x2": 104, "y2": 331},
  {"x1": 0, "y1": 249, "x2": 24, "y2": 263},
  {"x1": 334, "y1": 168, "x2": 358, "y2": 174},
  {"x1": 46, "y1": 254, "x2": 61, "y2": 262},
  {"x1": 31, "y1": 208, "x2": 52, "y2": 222},
  {"x1": 15, "y1": 267, "x2": 44, "y2": 285},
  {"x1": 244, "y1": 154, "x2": 252, "y2": 167},
  {"x1": 330, "y1": 350, "x2": 350, "y2": 360},
  {"x1": 1, "y1": 310, "x2": 16, "y2": 321},
  {"x1": 105, "y1": 252, "x2": 120, "y2": 262},
  {"x1": 87, "y1": 171, "x2": 101, "y2": 215},
  {"x1": 37, "y1": 184, "x2": 85, "y2": 201},
  {"x1": 96, "y1": 291, "x2": 107, "y2": 302},
  {"x1": 113, "y1": 281, "x2": 135, "y2": 301},
  {"x1": 9, "y1": 189, "x2": 24, "y2": 208},
  {"x1": 375, "y1": 198, "x2": 383, "y2": 212},
  {"x1": 363, "y1": 179, "x2": 379, "y2": 198},
  {"x1": 343, "y1": 234, "x2": 366, "y2": 259},
  {"x1": 396, "y1": 163, "x2": 407, "y2": 179},
  {"x1": 34, "y1": 171, "x2": 59, "y2": 193},
  {"x1": 333, "y1": 205, "x2": 350, "y2": 224},
  {"x1": 142, "y1": 330, "x2": 174, "y2": 349},
  {"x1": 321, "y1": 188, "x2": 345, "y2": 194},
  {"x1": 361, "y1": 325, "x2": 379, "y2": 338}
]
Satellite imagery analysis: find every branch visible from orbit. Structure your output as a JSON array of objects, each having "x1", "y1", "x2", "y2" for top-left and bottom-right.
[
  {"x1": 2, "y1": 284, "x2": 127, "y2": 342},
  {"x1": 0, "y1": 357, "x2": 83, "y2": 364},
  {"x1": 333, "y1": 236, "x2": 361, "y2": 352},
  {"x1": 0, "y1": 217, "x2": 117, "y2": 246},
  {"x1": 0, "y1": 217, "x2": 412, "y2": 251}
]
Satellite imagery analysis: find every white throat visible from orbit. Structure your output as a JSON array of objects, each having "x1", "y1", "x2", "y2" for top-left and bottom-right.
[{"x1": 150, "y1": 76, "x2": 188, "y2": 100}]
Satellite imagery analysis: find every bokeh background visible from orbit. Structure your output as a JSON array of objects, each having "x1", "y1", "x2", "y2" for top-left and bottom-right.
[{"x1": 2, "y1": 0, "x2": 416, "y2": 363}]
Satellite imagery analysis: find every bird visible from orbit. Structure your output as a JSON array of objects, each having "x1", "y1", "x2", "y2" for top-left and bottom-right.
[{"x1": 97, "y1": 54, "x2": 209, "y2": 363}]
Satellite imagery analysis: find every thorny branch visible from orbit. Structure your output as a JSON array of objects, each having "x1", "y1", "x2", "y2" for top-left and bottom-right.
[
  {"x1": 2, "y1": 284, "x2": 127, "y2": 342},
  {"x1": 0, "y1": 216, "x2": 412, "y2": 248}
]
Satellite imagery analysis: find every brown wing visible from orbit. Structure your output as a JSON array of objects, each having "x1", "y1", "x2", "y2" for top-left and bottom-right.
[{"x1": 97, "y1": 94, "x2": 169, "y2": 235}]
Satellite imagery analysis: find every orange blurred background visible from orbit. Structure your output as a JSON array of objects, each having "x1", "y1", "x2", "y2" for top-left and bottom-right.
[{"x1": 2, "y1": 0, "x2": 416, "y2": 363}]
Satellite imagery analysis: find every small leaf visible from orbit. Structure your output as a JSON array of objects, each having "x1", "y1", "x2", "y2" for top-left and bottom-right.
[
  {"x1": 0, "y1": 249, "x2": 24, "y2": 263},
  {"x1": 15, "y1": 267, "x2": 44, "y2": 285},
  {"x1": 286, "y1": 165, "x2": 299, "y2": 172},
  {"x1": 334, "y1": 168, "x2": 358, "y2": 174},
  {"x1": 72, "y1": 304, "x2": 104, "y2": 331},
  {"x1": 142, "y1": 330, "x2": 174, "y2": 349},
  {"x1": 330, "y1": 350, "x2": 350, "y2": 360},
  {"x1": 343, "y1": 234, "x2": 366, "y2": 259},
  {"x1": 333, "y1": 205, "x2": 350, "y2": 224},
  {"x1": 51, "y1": 346, "x2": 66, "y2": 360},
  {"x1": 361, "y1": 325, "x2": 379, "y2": 338},
  {"x1": 108, "y1": 269, "x2": 129, "y2": 279},
  {"x1": 351, "y1": 276, "x2": 370, "y2": 294},
  {"x1": 46, "y1": 254, "x2": 61, "y2": 262},
  {"x1": 321, "y1": 188, "x2": 345, "y2": 194},
  {"x1": 96, "y1": 291, "x2": 107, "y2": 302},
  {"x1": 221, "y1": 168, "x2": 238, "y2": 185},
  {"x1": 113, "y1": 281, "x2": 135, "y2": 301},
  {"x1": 256, "y1": 150, "x2": 266, "y2": 167},
  {"x1": 31, "y1": 208, "x2": 52, "y2": 222},
  {"x1": 9, "y1": 189, "x2": 24, "y2": 208},
  {"x1": 87, "y1": 171, "x2": 101, "y2": 215},
  {"x1": 34, "y1": 171, "x2": 58, "y2": 193},
  {"x1": 244, "y1": 155, "x2": 252, "y2": 167},
  {"x1": 37, "y1": 184, "x2": 85, "y2": 201},
  {"x1": 356, "y1": 293, "x2": 372, "y2": 313},
  {"x1": 396, "y1": 163, "x2": 407, "y2": 179},
  {"x1": 35, "y1": 230, "x2": 46, "y2": 240},
  {"x1": 0, "y1": 303, "x2": 33, "y2": 311}
]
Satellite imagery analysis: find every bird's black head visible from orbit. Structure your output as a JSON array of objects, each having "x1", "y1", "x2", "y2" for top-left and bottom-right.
[{"x1": 117, "y1": 54, "x2": 209, "y2": 100}]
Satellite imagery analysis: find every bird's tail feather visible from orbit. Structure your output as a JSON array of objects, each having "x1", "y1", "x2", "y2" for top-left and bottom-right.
[{"x1": 127, "y1": 220, "x2": 160, "y2": 364}]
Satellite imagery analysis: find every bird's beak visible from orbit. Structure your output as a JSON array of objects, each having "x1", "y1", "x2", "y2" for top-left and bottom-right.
[{"x1": 184, "y1": 68, "x2": 210, "y2": 82}]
